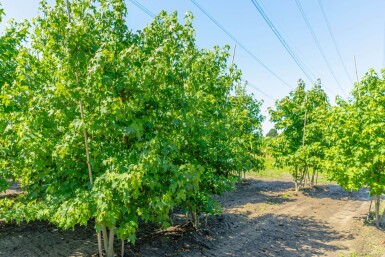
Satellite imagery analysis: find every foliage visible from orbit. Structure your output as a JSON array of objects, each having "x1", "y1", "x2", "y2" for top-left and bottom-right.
[
  {"x1": 323, "y1": 69, "x2": 385, "y2": 226},
  {"x1": 0, "y1": 6, "x2": 29, "y2": 192},
  {"x1": 269, "y1": 79, "x2": 330, "y2": 190},
  {"x1": 266, "y1": 128, "x2": 278, "y2": 138},
  {"x1": 0, "y1": 0, "x2": 264, "y2": 254}
]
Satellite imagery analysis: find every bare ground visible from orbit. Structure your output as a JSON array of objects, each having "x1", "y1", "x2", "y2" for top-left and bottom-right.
[{"x1": 1, "y1": 175, "x2": 385, "y2": 257}]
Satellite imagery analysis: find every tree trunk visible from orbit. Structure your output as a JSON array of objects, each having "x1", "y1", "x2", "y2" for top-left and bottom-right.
[
  {"x1": 311, "y1": 169, "x2": 316, "y2": 186},
  {"x1": 294, "y1": 167, "x2": 299, "y2": 193},
  {"x1": 375, "y1": 195, "x2": 381, "y2": 227},
  {"x1": 367, "y1": 196, "x2": 373, "y2": 222},
  {"x1": 121, "y1": 239, "x2": 125, "y2": 257},
  {"x1": 189, "y1": 206, "x2": 199, "y2": 229},
  {"x1": 97, "y1": 232, "x2": 103, "y2": 257},
  {"x1": 101, "y1": 224, "x2": 115, "y2": 257},
  {"x1": 102, "y1": 224, "x2": 108, "y2": 254},
  {"x1": 107, "y1": 227, "x2": 115, "y2": 257}
]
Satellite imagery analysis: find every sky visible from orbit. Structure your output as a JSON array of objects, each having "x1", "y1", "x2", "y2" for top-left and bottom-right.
[{"x1": 1, "y1": 0, "x2": 385, "y2": 133}]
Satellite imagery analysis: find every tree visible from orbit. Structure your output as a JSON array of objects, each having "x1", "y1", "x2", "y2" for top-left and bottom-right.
[
  {"x1": 0, "y1": 1, "x2": 264, "y2": 255},
  {"x1": 323, "y1": 69, "x2": 385, "y2": 227},
  {"x1": 0, "y1": 5, "x2": 29, "y2": 192},
  {"x1": 266, "y1": 128, "x2": 278, "y2": 138},
  {"x1": 269, "y1": 80, "x2": 330, "y2": 191}
]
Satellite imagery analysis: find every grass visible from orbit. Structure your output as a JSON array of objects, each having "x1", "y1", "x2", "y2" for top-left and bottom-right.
[
  {"x1": 253, "y1": 155, "x2": 333, "y2": 184},
  {"x1": 254, "y1": 155, "x2": 292, "y2": 179}
]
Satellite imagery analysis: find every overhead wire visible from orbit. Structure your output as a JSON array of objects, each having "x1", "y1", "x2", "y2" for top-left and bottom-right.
[
  {"x1": 249, "y1": 0, "x2": 316, "y2": 86},
  {"x1": 190, "y1": 0, "x2": 293, "y2": 90},
  {"x1": 257, "y1": 1, "x2": 318, "y2": 81},
  {"x1": 128, "y1": 0, "x2": 282, "y2": 102},
  {"x1": 383, "y1": 21, "x2": 385, "y2": 68},
  {"x1": 244, "y1": 80, "x2": 276, "y2": 101},
  {"x1": 318, "y1": 0, "x2": 353, "y2": 85},
  {"x1": 128, "y1": 0, "x2": 156, "y2": 18},
  {"x1": 295, "y1": 0, "x2": 345, "y2": 96}
]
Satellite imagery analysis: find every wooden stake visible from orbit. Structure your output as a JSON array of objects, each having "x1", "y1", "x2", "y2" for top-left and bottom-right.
[
  {"x1": 231, "y1": 44, "x2": 237, "y2": 66},
  {"x1": 79, "y1": 99, "x2": 93, "y2": 185},
  {"x1": 354, "y1": 56, "x2": 359, "y2": 84},
  {"x1": 65, "y1": 1, "x2": 101, "y2": 256}
]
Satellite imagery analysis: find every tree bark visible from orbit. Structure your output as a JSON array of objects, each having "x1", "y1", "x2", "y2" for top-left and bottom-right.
[
  {"x1": 121, "y1": 239, "x2": 125, "y2": 257},
  {"x1": 375, "y1": 195, "x2": 381, "y2": 227},
  {"x1": 107, "y1": 227, "x2": 115, "y2": 257}
]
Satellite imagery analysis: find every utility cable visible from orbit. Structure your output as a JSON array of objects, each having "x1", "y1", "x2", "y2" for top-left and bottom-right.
[
  {"x1": 295, "y1": 0, "x2": 345, "y2": 96},
  {"x1": 249, "y1": 0, "x2": 316, "y2": 86},
  {"x1": 128, "y1": 0, "x2": 156, "y2": 18},
  {"x1": 129, "y1": 0, "x2": 281, "y2": 101},
  {"x1": 244, "y1": 80, "x2": 276, "y2": 101},
  {"x1": 190, "y1": 0, "x2": 293, "y2": 90},
  {"x1": 318, "y1": 0, "x2": 353, "y2": 85}
]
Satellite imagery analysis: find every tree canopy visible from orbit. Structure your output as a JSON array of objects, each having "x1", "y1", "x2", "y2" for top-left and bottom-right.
[
  {"x1": 269, "y1": 80, "x2": 330, "y2": 191},
  {"x1": 0, "y1": 0, "x2": 264, "y2": 255}
]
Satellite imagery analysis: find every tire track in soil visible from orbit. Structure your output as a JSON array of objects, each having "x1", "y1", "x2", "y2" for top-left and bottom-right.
[{"x1": 1, "y1": 177, "x2": 384, "y2": 257}]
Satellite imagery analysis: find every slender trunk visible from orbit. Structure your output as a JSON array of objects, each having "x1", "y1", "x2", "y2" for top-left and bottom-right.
[
  {"x1": 315, "y1": 169, "x2": 319, "y2": 185},
  {"x1": 121, "y1": 239, "x2": 125, "y2": 257},
  {"x1": 189, "y1": 206, "x2": 199, "y2": 229},
  {"x1": 294, "y1": 167, "x2": 299, "y2": 193},
  {"x1": 97, "y1": 232, "x2": 103, "y2": 257},
  {"x1": 367, "y1": 196, "x2": 373, "y2": 222},
  {"x1": 300, "y1": 167, "x2": 306, "y2": 189},
  {"x1": 79, "y1": 100, "x2": 93, "y2": 185},
  {"x1": 375, "y1": 195, "x2": 381, "y2": 227},
  {"x1": 379, "y1": 206, "x2": 385, "y2": 227},
  {"x1": 310, "y1": 169, "x2": 315, "y2": 186},
  {"x1": 102, "y1": 224, "x2": 108, "y2": 253},
  {"x1": 107, "y1": 227, "x2": 115, "y2": 257}
]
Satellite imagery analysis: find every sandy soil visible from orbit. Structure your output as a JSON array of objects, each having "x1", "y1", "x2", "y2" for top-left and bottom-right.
[{"x1": 1, "y1": 176, "x2": 385, "y2": 257}]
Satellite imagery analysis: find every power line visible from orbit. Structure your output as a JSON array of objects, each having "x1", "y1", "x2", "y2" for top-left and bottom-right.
[
  {"x1": 249, "y1": 0, "x2": 315, "y2": 86},
  {"x1": 295, "y1": 0, "x2": 345, "y2": 96},
  {"x1": 383, "y1": 21, "x2": 385, "y2": 68},
  {"x1": 190, "y1": 0, "x2": 293, "y2": 90},
  {"x1": 318, "y1": 0, "x2": 353, "y2": 85},
  {"x1": 257, "y1": 1, "x2": 318, "y2": 81},
  {"x1": 244, "y1": 80, "x2": 276, "y2": 101},
  {"x1": 128, "y1": 0, "x2": 156, "y2": 18},
  {"x1": 128, "y1": 0, "x2": 280, "y2": 102}
]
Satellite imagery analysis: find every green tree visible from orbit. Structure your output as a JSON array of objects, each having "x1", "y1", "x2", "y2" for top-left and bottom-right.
[
  {"x1": 323, "y1": 69, "x2": 385, "y2": 226},
  {"x1": 0, "y1": 1, "x2": 264, "y2": 255},
  {"x1": 266, "y1": 128, "x2": 278, "y2": 138},
  {"x1": 269, "y1": 80, "x2": 330, "y2": 191},
  {"x1": 0, "y1": 6, "x2": 29, "y2": 192}
]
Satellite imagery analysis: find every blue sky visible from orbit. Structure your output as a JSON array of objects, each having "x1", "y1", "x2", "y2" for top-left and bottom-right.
[{"x1": 1, "y1": 0, "x2": 385, "y2": 132}]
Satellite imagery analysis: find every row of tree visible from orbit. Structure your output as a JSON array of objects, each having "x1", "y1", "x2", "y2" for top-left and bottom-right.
[
  {"x1": 0, "y1": 1, "x2": 264, "y2": 256},
  {"x1": 268, "y1": 70, "x2": 385, "y2": 227}
]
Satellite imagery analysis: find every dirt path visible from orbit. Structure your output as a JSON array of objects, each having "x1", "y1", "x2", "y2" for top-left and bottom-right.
[{"x1": 1, "y1": 176, "x2": 385, "y2": 257}]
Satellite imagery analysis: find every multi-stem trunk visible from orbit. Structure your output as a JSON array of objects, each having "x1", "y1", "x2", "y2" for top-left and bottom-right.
[{"x1": 101, "y1": 224, "x2": 116, "y2": 257}]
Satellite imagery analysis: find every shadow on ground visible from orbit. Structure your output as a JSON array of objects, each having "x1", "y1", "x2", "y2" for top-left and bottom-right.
[
  {"x1": 0, "y1": 178, "x2": 363, "y2": 257},
  {"x1": 219, "y1": 179, "x2": 296, "y2": 210},
  {"x1": 131, "y1": 213, "x2": 352, "y2": 257},
  {"x1": 302, "y1": 184, "x2": 369, "y2": 201},
  {"x1": 0, "y1": 221, "x2": 97, "y2": 257}
]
